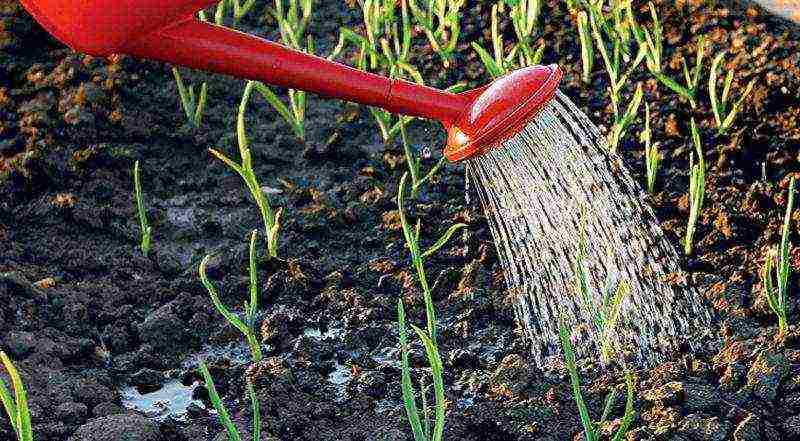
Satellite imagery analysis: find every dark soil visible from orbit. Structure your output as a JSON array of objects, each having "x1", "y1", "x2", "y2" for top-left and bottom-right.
[{"x1": 2, "y1": 0, "x2": 800, "y2": 440}]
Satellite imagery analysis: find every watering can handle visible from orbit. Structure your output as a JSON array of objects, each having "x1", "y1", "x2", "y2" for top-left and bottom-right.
[{"x1": 124, "y1": 18, "x2": 469, "y2": 126}]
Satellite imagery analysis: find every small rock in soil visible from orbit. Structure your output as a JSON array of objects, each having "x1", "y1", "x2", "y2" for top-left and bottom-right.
[
  {"x1": 746, "y1": 350, "x2": 789, "y2": 401},
  {"x1": 489, "y1": 354, "x2": 532, "y2": 395},
  {"x1": 260, "y1": 306, "x2": 304, "y2": 347},
  {"x1": 70, "y1": 378, "x2": 114, "y2": 409},
  {"x1": 55, "y1": 401, "x2": 88, "y2": 426},
  {"x1": 683, "y1": 383, "x2": 721, "y2": 411},
  {"x1": 136, "y1": 302, "x2": 189, "y2": 352},
  {"x1": 92, "y1": 402, "x2": 122, "y2": 417},
  {"x1": 732, "y1": 415, "x2": 760, "y2": 441},
  {"x1": 4, "y1": 330, "x2": 37, "y2": 357},
  {"x1": 782, "y1": 415, "x2": 800, "y2": 438},
  {"x1": 677, "y1": 414, "x2": 729, "y2": 441},
  {"x1": 68, "y1": 414, "x2": 161, "y2": 441},
  {"x1": 644, "y1": 381, "x2": 684, "y2": 406},
  {"x1": 129, "y1": 368, "x2": 164, "y2": 390}
]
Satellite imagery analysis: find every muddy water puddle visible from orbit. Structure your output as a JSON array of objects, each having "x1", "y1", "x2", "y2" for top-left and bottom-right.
[{"x1": 121, "y1": 380, "x2": 204, "y2": 421}]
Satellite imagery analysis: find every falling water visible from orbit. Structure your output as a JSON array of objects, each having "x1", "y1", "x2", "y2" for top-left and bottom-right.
[{"x1": 466, "y1": 92, "x2": 712, "y2": 367}]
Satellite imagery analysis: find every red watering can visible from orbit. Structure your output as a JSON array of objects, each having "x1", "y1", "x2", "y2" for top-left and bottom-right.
[{"x1": 19, "y1": 0, "x2": 562, "y2": 162}]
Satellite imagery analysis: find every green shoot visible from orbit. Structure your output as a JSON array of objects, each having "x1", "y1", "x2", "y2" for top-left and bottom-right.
[
  {"x1": 471, "y1": 4, "x2": 510, "y2": 79},
  {"x1": 253, "y1": 0, "x2": 316, "y2": 141},
  {"x1": 629, "y1": 2, "x2": 705, "y2": 109},
  {"x1": 199, "y1": 231, "x2": 264, "y2": 363},
  {"x1": 331, "y1": 1, "x2": 462, "y2": 193},
  {"x1": 558, "y1": 319, "x2": 635, "y2": 441},
  {"x1": 684, "y1": 118, "x2": 706, "y2": 256},
  {"x1": 709, "y1": 51, "x2": 756, "y2": 135},
  {"x1": 398, "y1": 172, "x2": 466, "y2": 341},
  {"x1": 583, "y1": 0, "x2": 633, "y2": 52},
  {"x1": 249, "y1": 380, "x2": 260, "y2": 441},
  {"x1": 400, "y1": 121, "x2": 446, "y2": 199},
  {"x1": 199, "y1": 1, "x2": 258, "y2": 25},
  {"x1": 640, "y1": 102, "x2": 659, "y2": 194},
  {"x1": 198, "y1": 361, "x2": 262, "y2": 441},
  {"x1": 198, "y1": 0, "x2": 227, "y2": 25},
  {"x1": 396, "y1": 172, "x2": 466, "y2": 440},
  {"x1": 1, "y1": 351, "x2": 33, "y2": 441},
  {"x1": 407, "y1": 0, "x2": 465, "y2": 68},
  {"x1": 210, "y1": 82, "x2": 282, "y2": 258},
  {"x1": 577, "y1": 10, "x2": 593, "y2": 84},
  {"x1": 172, "y1": 68, "x2": 208, "y2": 128},
  {"x1": 565, "y1": 0, "x2": 579, "y2": 12},
  {"x1": 588, "y1": 5, "x2": 645, "y2": 151},
  {"x1": 330, "y1": 0, "x2": 423, "y2": 142},
  {"x1": 573, "y1": 214, "x2": 630, "y2": 363},
  {"x1": 398, "y1": 300, "x2": 447, "y2": 441},
  {"x1": 763, "y1": 177, "x2": 795, "y2": 336},
  {"x1": 472, "y1": 1, "x2": 544, "y2": 79},
  {"x1": 230, "y1": 0, "x2": 258, "y2": 24},
  {"x1": 172, "y1": 4, "x2": 229, "y2": 128},
  {"x1": 398, "y1": 299, "x2": 425, "y2": 441},
  {"x1": 504, "y1": 0, "x2": 544, "y2": 68},
  {"x1": 133, "y1": 160, "x2": 152, "y2": 258}
]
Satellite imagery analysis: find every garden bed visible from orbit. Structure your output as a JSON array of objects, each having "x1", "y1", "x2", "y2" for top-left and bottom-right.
[{"x1": 2, "y1": 0, "x2": 800, "y2": 440}]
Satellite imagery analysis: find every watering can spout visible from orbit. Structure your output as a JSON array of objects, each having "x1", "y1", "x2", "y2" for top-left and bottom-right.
[{"x1": 20, "y1": 0, "x2": 561, "y2": 162}]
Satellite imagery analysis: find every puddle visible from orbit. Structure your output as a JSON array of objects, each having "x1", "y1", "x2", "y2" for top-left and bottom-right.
[
  {"x1": 121, "y1": 380, "x2": 204, "y2": 421},
  {"x1": 326, "y1": 361, "x2": 353, "y2": 402},
  {"x1": 328, "y1": 361, "x2": 352, "y2": 386},
  {"x1": 371, "y1": 346, "x2": 400, "y2": 368},
  {"x1": 182, "y1": 342, "x2": 254, "y2": 369},
  {"x1": 303, "y1": 326, "x2": 341, "y2": 340}
]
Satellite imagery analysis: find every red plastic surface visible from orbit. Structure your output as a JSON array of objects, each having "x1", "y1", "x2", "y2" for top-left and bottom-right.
[
  {"x1": 444, "y1": 65, "x2": 563, "y2": 162},
  {"x1": 19, "y1": 0, "x2": 562, "y2": 163}
]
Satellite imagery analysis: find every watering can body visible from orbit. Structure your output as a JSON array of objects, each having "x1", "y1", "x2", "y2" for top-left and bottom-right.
[
  {"x1": 19, "y1": 0, "x2": 562, "y2": 163},
  {"x1": 20, "y1": 0, "x2": 220, "y2": 56}
]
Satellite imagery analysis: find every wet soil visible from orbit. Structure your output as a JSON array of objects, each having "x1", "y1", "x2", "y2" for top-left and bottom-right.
[{"x1": 2, "y1": 0, "x2": 800, "y2": 440}]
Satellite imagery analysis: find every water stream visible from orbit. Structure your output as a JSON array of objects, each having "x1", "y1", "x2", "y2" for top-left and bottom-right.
[{"x1": 466, "y1": 91, "x2": 712, "y2": 367}]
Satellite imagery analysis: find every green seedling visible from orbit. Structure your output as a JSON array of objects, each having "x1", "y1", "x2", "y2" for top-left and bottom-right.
[
  {"x1": 198, "y1": 0, "x2": 227, "y2": 24},
  {"x1": 331, "y1": 0, "x2": 423, "y2": 141},
  {"x1": 396, "y1": 172, "x2": 466, "y2": 441},
  {"x1": 684, "y1": 118, "x2": 706, "y2": 256},
  {"x1": 252, "y1": 0, "x2": 316, "y2": 141},
  {"x1": 504, "y1": 0, "x2": 544, "y2": 68},
  {"x1": 640, "y1": 102, "x2": 659, "y2": 194},
  {"x1": 709, "y1": 51, "x2": 756, "y2": 135},
  {"x1": 230, "y1": 0, "x2": 258, "y2": 24},
  {"x1": 199, "y1": 231, "x2": 264, "y2": 363},
  {"x1": 210, "y1": 82, "x2": 282, "y2": 258},
  {"x1": 1, "y1": 352, "x2": 33, "y2": 441},
  {"x1": 398, "y1": 300, "x2": 446, "y2": 441},
  {"x1": 574, "y1": 213, "x2": 630, "y2": 363},
  {"x1": 577, "y1": 10, "x2": 593, "y2": 84},
  {"x1": 558, "y1": 320, "x2": 635, "y2": 441},
  {"x1": 331, "y1": 0, "x2": 462, "y2": 194},
  {"x1": 588, "y1": 5, "x2": 645, "y2": 151},
  {"x1": 763, "y1": 177, "x2": 795, "y2": 336},
  {"x1": 172, "y1": 68, "x2": 208, "y2": 128},
  {"x1": 629, "y1": 3, "x2": 705, "y2": 109},
  {"x1": 198, "y1": 0, "x2": 258, "y2": 25},
  {"x1": 198, "y1": 361, "x2": 261, "y2": 441},
  {"x1": 582, "y1": 0, "x2": 633, "y2": 50},
  {"x1": 407, "y1": 0, "x2": 465, "y2": 68},
  {"x1": 173, "y1": 4, "x2": 229, "y2": 128},
  {"x1": 472, "y1": 1, "x2": 545, "y2": 79},
  {"x1": 133, "y1": 160, "x2": 153, "y2": 258},
  {"x1": 398, "y1": 172, "x2": 467, "y2": 341},
  {"x1": 399, "y1": 121, "x2": 445, "y2": 200}
]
